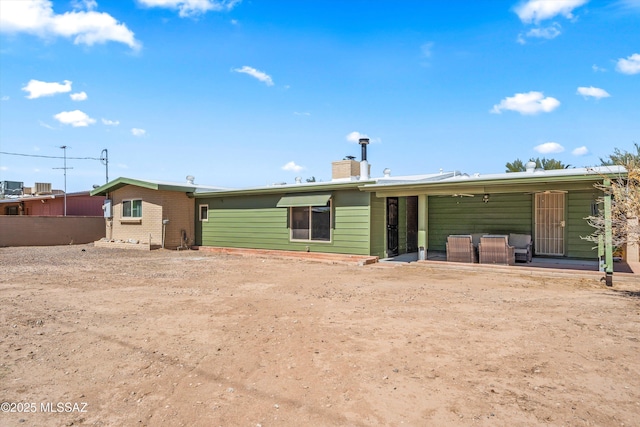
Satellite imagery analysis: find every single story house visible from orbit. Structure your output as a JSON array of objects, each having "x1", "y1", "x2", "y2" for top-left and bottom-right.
[
  {"x1": 194, "y1": 158, "x2": 626, "y2": 263},
  {"x1": 90, "y1": 177, "x2": 227, "y2": 249}
]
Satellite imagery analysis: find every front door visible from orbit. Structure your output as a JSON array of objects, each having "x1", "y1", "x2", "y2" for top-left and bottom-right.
[
  {"x1": 387, "y1": 197, "x2": 399, "y2": 257},
  {"x1": 534, "y1": 192, "x2": 565, "y2": 256}
]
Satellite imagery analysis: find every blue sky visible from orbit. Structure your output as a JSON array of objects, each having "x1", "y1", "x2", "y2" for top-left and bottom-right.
[{"x1": 1, "y1": 0, "x2": 639, "y2": 192}]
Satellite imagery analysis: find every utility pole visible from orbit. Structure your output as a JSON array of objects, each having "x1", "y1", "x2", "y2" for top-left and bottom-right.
[
  {"x1": 100, "y1": 149, "x2": 109, "y2": 184},
  {"x1": 53, "y1": 145, "x2": 73, "y2": 216}
]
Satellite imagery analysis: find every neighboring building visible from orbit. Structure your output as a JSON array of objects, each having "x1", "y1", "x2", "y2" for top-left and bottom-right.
[
  {"x1": 0, "y1": 191, "x2": 105, "y2": 216},
  {"x1": 90, "y1": 177, "x2": 227, "y2": 249}
]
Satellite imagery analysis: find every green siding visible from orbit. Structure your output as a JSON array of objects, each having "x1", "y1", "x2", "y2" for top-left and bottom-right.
[
  {"x1": 427, "y1": 193, "x2": 533, "y2": 251},
  {"x1": 369, "y1": 195, "x2": 386, "y2": 258},
  {"x1": 200, "y1": 190, "x2": 373, "y2": 255},
  {"x1": 566, "y1": 190, "x2": 600, "y2": 259}
]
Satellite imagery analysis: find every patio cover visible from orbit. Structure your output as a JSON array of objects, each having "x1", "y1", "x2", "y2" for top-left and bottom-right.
[{"x1": 276, "y1": 192, "x2": 332, "y2": 207}]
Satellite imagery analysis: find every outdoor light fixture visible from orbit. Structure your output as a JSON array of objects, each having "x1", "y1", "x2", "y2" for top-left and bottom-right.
[{"x1": 483, "y1": 194, "x2": 490, "y2": 203}]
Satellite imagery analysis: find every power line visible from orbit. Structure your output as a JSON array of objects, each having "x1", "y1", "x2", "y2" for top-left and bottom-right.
[
  {"x1": 1, "y1": 149, "x2": 110, "y2": 185},
  {"x1": 0, "y1": 151, "x2": 103, "y2": 161}
]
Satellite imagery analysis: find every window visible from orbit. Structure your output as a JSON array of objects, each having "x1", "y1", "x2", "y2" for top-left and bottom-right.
[
  {"x1": 5, "y1": 206, "x2": 19, "y2": 215},
  {"x1": 122, "y1": 199, "x2": 142, "y2": 218},
  {"x1": 290, "y1": 201, "x2": 331, "y2": 242},
  {"x1": 199, "y1": 204, "x2": 209, "y2": 222}
]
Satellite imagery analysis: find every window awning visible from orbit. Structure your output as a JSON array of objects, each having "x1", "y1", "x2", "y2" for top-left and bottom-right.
[{"x1": 276, "y1": 192, "x2": 332, "y2": 208}]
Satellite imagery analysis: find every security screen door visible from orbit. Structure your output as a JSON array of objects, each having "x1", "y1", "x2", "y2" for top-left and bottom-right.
[
  {"x1": 386, "y1": 197, "x2": 399, "y2": 257},
  {"x1": 534, "y1": 192, "x2": 565, "y2": 256}
]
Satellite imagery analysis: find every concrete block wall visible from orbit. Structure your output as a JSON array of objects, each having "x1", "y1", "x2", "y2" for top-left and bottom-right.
[{"x1": 0, "y1": 216, "x2": 105, "y2": 247}]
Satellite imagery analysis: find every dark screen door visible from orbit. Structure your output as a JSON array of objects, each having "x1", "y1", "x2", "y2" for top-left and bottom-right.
[{"x1": 387, "y1": 197, "x2": 399, "y2": 257}]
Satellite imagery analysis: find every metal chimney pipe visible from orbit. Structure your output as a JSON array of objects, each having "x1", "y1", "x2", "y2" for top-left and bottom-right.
[
  {"x1": 358, "y1": 138, "x2": 370, "y2": 180},
  {"x1": 358, "y1": 138, "x2": 370, "y2": 161}
]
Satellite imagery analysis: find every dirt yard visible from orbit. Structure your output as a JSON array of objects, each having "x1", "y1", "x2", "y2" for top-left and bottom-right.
[{"x1": 1, "y1": 245, "x2": 639, "y2": 426}]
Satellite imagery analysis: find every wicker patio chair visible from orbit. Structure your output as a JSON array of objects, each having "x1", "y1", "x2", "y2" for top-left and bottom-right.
[
  {"x1": 446, "y1": 235, "x2": 478, "y2": 263},
  {"x1": 509, "y1": 233, "x2": 533, "y2": 263},
  {"x1": 478, "y1": 235, "x2": 515, "y2": 265}
]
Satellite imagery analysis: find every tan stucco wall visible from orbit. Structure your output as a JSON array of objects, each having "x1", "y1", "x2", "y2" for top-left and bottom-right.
[
  {"x1": 107, "y1": 186, "x2": 194, "y2": 249},
  {"x1": 0, "y1": 216, "x2": 105, "y2": 247}
]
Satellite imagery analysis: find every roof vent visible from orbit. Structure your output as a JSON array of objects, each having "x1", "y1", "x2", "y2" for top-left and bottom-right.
[
  {"x1": 383, "y1": 168, "x2": 391, "y2": 177},
  {"x1": 186, "y1": 175, "x2": 195, "y2": 184},
  {"x1": 295, "y1": 177, "x2": 302, "y2": 184},
  {"x1": 525, "y1": 161, "x2": 536, "y2": 173}
]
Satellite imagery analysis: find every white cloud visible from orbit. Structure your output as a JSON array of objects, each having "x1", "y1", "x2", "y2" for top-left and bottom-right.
[
  {"x1": 572, "y1": 146, "x2": 589, "y2": 156},
  {"x1": 22, "y1": 79, "x2": 72, "y2": 99},
  {"x1": 70, "y1": 91, "x2": 87, "y2": 101},
  {"x1": 293, "y1": 112, "x2": 310, "y2": 116},
  {"x1": 491, "y1": 91, "x2": 560, "y2": 115},
  {"x1": 0, "y1": 166, "x2": 8, "y2": 171},
  {"x1": 535, "y1": 142, "x2": 565, "y2": 154},
  {"x1": 346, "y1": 131, "x2": 369, "y2": 143},
  {"x1": 514, "y1": 0, "x2": 589, "y2": 24},
  {"x1": 524, "y1": 23, "x2": 562, "y2": 40},
  {"x1": 576, "y1": 86, "x2": 610, "y2": 99},
  {"x1": 72, "y1": 0, "x2": 98, "y2": 11},
  {"x1": 138, "y1": 0, "x2": 241, "y2": 18},
  {"x1": 614, "y1": 0, "x2": 640, "y2": 11},
  {"x1": 101, "y1": 118, "x2": 120, "y2": 126},
  {"x1": 592, "y1": 64, "x2": 606, "y2": 72},
  {"x1": 616, "y1": 53, "x2": 640, "y2": 75},
  {"x1": 233, "y1": 66, "x2": 274, "y2": 86},
  {"x1": 131, "y1": 128, "x2": 146, "y2": 136},
  {"x1": 53, "y1": 109, "x2": 96, "y2": 127},
  {"x1": 1, "y1": 96, "x2": 9, "y2": 101},
  {"x1": 282, "y1": 161, "x2": 303, "y2": 172},
  {"x1": 0, "y1": 0, "x2": 140, "y2": 50}
]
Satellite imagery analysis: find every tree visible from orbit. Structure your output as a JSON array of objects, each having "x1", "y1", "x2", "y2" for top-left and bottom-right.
[
  {"x1": 505, "y1": 157, "x2": 570, "y2": 172},
  {"x1": 600, "y1": 142, "x2": 640, "y2": 168},
  {"x1": 583, "y1": 145, "x2": 640, "y2": 250},
  {"x1": 540, "y1": 158, "x2": 571, "y2": 170},
  {"x1": 505, "y1": 159, "x2": 527, "y2": 172}
]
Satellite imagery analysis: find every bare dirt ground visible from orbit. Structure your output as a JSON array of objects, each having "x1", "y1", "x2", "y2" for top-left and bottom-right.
[{"x1": 1, "y1": 245, "x2": 639, "y2": 427}]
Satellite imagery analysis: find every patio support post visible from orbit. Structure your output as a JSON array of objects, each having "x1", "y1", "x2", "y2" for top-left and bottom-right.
[
  {"x1": 418, "y1": 194, "x2": 427, "y2": 260},
  {"x1": 604, "y1": 178, "x2": 613, "y2": 286}
]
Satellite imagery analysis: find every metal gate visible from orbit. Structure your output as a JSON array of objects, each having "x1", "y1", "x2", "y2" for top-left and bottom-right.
[
  {"x1": 534, "y1": 192, "x2": 565, "y2": 256},
  {"x1": 386, "y1": 197, "x2": 399, "y2": 257}
]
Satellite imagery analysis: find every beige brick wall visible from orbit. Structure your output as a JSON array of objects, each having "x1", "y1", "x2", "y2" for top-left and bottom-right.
[{"x1": 108, "y1": 186, "x2": 194, "y2": 249}]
